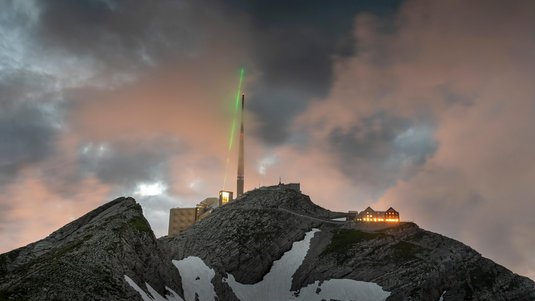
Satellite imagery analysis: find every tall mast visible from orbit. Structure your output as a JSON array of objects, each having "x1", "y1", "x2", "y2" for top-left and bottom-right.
[{"x1": 237, "y1": 94, "x2": 245, "y2": 197}]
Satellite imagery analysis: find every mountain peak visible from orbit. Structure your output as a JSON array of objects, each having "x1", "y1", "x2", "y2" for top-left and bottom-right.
[
  {"x1": 0, "y1": 196, "x2": 179, "y2": 301},
  {"x1": 1, "y1": 189, "x2": 535, "y2": 300}
]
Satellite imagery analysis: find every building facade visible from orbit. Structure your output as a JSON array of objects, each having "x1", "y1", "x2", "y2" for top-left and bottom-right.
[
  {"x1": 354, "y1": 207, "x2": 400, "y2": 222},
  {"x1": 347, "y1": 210, "x2": 358, "y2": 221},
  {"x1": 168, "y1": 207, "x2": 198, "y2": 236},
  {"x1": 168, "y1": 192, "x2": 235, "y2": 237}
]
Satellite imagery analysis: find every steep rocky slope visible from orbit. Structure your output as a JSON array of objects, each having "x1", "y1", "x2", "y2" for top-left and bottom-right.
[
  {"x1": 0, "y1": 197, "x2": 179, "y2": 301},
  {"x1": 1, "y1": 187, "x2": 534, "y2": 300},
  {"x1": 162, "y1": 186, "x2": 535, "y2": 300}
]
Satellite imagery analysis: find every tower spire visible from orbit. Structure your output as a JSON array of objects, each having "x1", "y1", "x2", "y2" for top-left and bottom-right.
[{"x1": 237, "y1": 93, "x2": 245, "y2": 197}]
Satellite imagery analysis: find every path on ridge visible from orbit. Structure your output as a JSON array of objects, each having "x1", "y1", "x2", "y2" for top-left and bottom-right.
[{"x1": 277, "y1": 208, "x2": 347, "y2": 225}]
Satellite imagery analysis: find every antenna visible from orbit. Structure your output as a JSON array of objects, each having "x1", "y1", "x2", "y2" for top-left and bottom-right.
[{"x1": 237, "y1": 93, "x2": 245, "y2": 197}]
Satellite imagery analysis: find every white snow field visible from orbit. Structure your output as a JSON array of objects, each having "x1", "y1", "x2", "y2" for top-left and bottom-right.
[{"x1": 126, "y1": 228, "x2": 390, "y2": 301}]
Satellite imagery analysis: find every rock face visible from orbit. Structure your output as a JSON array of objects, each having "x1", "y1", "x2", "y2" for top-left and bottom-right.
[
  {"x1": 0, "y1": 197, "x2": 179, "y2": 301},
  {"x1": 1, "y1": 187, "x2": 535, "y2": 300}
]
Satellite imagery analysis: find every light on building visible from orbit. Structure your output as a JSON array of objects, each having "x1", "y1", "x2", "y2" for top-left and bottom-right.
[{"x1": 219, "y1": 190, "x2": 233, "y2": 206}]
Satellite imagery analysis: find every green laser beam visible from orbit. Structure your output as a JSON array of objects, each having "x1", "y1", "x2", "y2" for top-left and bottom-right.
[
  {"x1": 227, "y1": 67, "x2": 245, "y2": 152},
  {"x1": 223, "y1": 67, "x2": 245, "y2": 189}
]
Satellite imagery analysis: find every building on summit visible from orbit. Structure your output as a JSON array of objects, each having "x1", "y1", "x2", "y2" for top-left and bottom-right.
[
  {"x1": 168, "y1": 192, "x2": 234, "y2": 236},
  {"x1": 219, "y1": 190, "x2": 233, "y2": 206},
  {"x1": 347, "y1": 210, "x2": 358, "y2": 221},
  {"x1": 258, "y1": 181, "x2": 301, "y2": 193},
  {"x1": 168, "y1": 207, "x2": 198, "y2": 235},
  {"x1": 168, "y1": 94, "x2": 247, "y2": 237},
  {"x1": 353, "y1": 207, "x2": 400, "y2": 222}
]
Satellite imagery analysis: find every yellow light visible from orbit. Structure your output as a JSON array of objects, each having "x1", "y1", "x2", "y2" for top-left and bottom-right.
[{"x1": 221, "y1": 191, "x2": 231, "y2": 204}]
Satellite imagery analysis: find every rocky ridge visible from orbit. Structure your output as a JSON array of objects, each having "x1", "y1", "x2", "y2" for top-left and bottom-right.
[
  {"x1": 0, "y1": 197, "x2": 179, "y2": 301},
  {"x1": 1, "y1": 187, "x2": 535, "y2": 300}
]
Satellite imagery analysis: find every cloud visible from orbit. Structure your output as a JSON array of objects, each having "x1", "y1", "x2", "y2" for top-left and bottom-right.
[
  {"x1": 0, "y1": 103, "x2": 59, "y2": 186},
  {"x1": 79, "y1": 138, "x2": 179, "y2": 189},
  {"x1": 0, "y1": 169, "x2": 110, "y2": 252},
  {"x1": 233, "y1": 0, "x2": 404, "y2": 145},
  {"x1": 327, "y1": 112, "x2": 436, "y2": 199},
  {"x1": 337, "y1": 0, "x2": 535, "y2": 279},
  {"x1": 241, "y1": 0, "x2": 535, "y2": 280},
  {"x1": 35, "y1": 0, "x2": 203, "y2": 72}
]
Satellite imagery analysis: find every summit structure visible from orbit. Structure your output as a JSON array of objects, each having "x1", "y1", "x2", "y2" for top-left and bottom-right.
[{"x1": 236, "y1": 93, "x2": 245, "y2": 197}]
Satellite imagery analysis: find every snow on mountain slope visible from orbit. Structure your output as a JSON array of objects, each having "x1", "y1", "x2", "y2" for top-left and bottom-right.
[
  {"x1": 225, "y1": 228, "x2": 389, "y2": 301},
  {"x1": 173, "y1": 256, "x2": 217, "y2": 301},
  {"x1": 126, "y1": 228, "x2": 390, "y2": 301},
  {"x1": 125, "y1": 275, "x2": 183, "y2": 301}
]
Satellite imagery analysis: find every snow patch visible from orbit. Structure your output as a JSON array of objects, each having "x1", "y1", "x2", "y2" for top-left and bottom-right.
[
  {"x1": 225, "y1": 228, "x2": 388, "y2": 301},
  {"x1": 124, "y1": 275, "x2": 183, "y2": 301},
  {"x1": 126, "y1": 228, "x2": 390, "y2": 301},
  {"x1": 172, "y1": 256, "x2": 217, "y2": 301},
  {"x1": 295, "y1": 278, "x2": 391, "y2": 301},
  {"x1": 224, "y1": 229, "x2": 320, "y2": 300}
]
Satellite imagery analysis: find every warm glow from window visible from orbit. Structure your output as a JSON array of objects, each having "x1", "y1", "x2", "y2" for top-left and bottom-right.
[{"x1": 221, "y1": 191, "x2": 231, "y2": 204}]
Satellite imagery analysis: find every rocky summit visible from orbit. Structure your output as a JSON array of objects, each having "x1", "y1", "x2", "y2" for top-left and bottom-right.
[{"x1": 1, "y1": 187, "x2": 535, "y2": 301}]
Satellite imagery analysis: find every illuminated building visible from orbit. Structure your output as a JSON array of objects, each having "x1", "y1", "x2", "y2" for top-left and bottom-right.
[
  {"x1": 219, "y1": 190, "x2": 233, "y2": 206},
  {"x1": 354, "y1": 207, "x2": 400, "y2": 222}
]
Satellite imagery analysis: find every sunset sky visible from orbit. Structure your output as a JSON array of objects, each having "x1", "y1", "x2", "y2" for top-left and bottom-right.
[{"x1": 1, "y1": 0, "x2": 535, "y2": 280}]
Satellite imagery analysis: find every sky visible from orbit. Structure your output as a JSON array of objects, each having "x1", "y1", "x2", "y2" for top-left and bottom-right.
[{"x1": 1, "y1": 0, "x2": 535, "y2": 280}]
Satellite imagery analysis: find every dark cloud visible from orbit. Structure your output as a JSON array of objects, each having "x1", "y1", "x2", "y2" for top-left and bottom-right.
[
  {"x1": 328, "y1": 112, "x2": 436, "y2": 199},
  {"x1": 79, "y1": 138, "x2": 181, "y2": 189},
  {"x1": 0, "y1": 70, "x2": 55, "y2": 107},
  {"x1": 15, "y1": 0, "x2": 406, "y2": 147},
  {"x1": 231, "y1": 0, "x2": 403, "y2": 144},
  {"x1": 0, "y1": 103, "x2": 59, "y2": 186},
  {"x1": 34, "y1": 0, "x2": 229, "y2": 75}
]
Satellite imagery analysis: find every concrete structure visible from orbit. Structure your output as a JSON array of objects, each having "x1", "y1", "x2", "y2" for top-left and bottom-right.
[
  {"x1": 347, "y1": 210, "x2": 358, "y2": 221},
  {"x1": 196, "y1": 197, "x2": 219, "y2": 221},
  {"x1": 354, "y1": 207, "x2": 400, "y2": 223},
  {"x1": 258, "y1": 182, "x2": 301, "y2": 193},
  {"x1": 237, "y1": 94, "x2": 245, "y2": 197},
  {"x1": 281, "y1": 183, "x2": 301, "y2": 193},
  {"x1": 168, "y1": 207, "x2": 198, "y2": 236},
  {"x1": 168, "y1": 193, "x2": 235, "y2": 236}
]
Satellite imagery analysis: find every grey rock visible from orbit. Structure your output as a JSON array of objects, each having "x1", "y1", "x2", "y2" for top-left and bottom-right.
[
  {"x1": 1, "y1": 188, "x2": 534, "y2": 301},
  {"x1": 0, "y1": 197, "x2": 180, "y2": 301}
]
